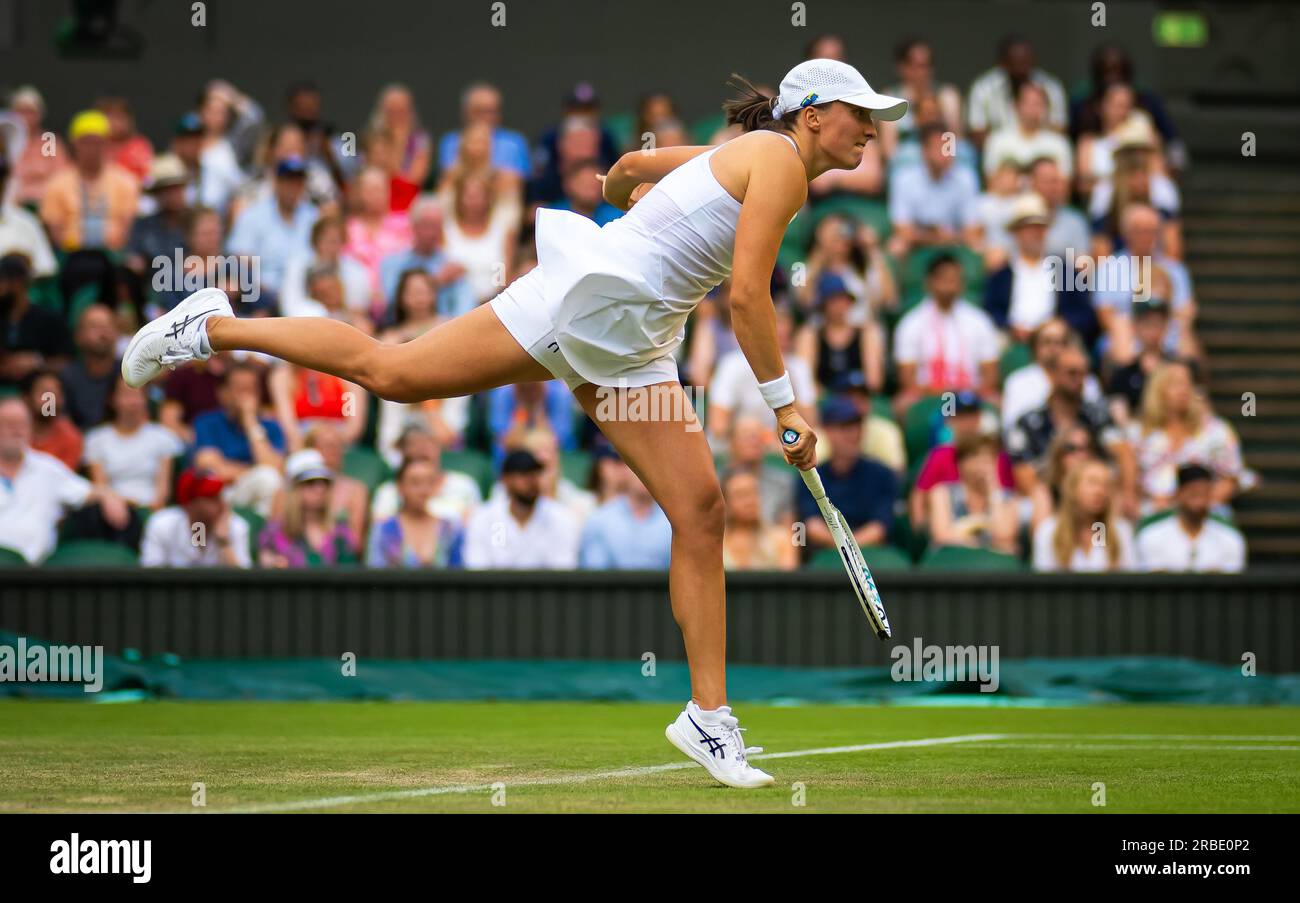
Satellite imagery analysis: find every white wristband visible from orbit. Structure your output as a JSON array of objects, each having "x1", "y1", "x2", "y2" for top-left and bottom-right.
[{"x1": 758, "y1": 372, "x2": 795, "y2": 409}]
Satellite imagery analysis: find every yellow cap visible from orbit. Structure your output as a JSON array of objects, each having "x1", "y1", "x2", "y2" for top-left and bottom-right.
[{"x1": 68, "y1": 110, "x2": 110, "y2": 141}]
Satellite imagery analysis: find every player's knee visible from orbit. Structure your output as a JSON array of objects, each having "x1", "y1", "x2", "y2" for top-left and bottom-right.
[{"x1": 670, "y1": 485, "x2": 725, "y2": 545}]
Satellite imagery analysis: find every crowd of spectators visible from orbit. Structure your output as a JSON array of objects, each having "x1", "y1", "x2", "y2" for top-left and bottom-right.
[{"x1": 0, "y1": 36, "x2": 1251, "y2": 574}]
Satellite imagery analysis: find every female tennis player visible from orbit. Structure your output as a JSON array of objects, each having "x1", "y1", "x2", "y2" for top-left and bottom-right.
[{"x1": 123, "y1": 59, "x2": 906, "y2": 789}]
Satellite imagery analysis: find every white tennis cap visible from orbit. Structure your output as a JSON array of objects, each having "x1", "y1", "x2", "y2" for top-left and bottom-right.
[{"x1": 771, "y1": 59, "x2": 908, "y2": 122}]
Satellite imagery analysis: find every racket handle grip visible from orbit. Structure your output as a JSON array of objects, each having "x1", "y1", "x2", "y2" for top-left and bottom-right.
[{"x1": 781, "y1": 428, "x2": 826, "y2": 498}]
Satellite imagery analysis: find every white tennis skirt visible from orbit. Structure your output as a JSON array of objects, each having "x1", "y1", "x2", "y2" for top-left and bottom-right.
[{"x1": 489, "y1": 208, "x2": 684, "y2": 391}]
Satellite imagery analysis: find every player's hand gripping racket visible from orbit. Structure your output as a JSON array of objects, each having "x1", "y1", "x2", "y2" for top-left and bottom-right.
[{"x1": 782, "y1": 428, "x2": 892, "y2": 640}]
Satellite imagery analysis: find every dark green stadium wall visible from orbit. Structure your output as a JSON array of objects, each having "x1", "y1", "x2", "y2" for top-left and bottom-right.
[
  {"x1": 4, "y1": 0, "x2": 1298, "y2": 154},
  {"x1": 3, "y1": 570, "x2": 1296, "y2": 669}
]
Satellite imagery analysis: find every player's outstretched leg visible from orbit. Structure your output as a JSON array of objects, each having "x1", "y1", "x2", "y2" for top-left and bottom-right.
[
  {"x1": 122, "y1": 287, "x2": 551, "y2": 399},
  {"x1": 573, "y1": 381, "x2": 774, "y2": 789}
]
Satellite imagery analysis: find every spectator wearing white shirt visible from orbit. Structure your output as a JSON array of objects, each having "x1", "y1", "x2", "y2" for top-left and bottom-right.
[
  {"x1": 84, "y1": 376, "x2": 184, "y2": 508},
  {"x1": 892, "y1": 254, "x2": 1001, "y2": 417},
  {"x1": 1001, "y1": 318, "x2": 1102, "y2": 436},
  {"x1": 967, "y1": 36, "x2": 1068, "y2": 146},
  {"x1": 0, "y1": 396, "x2": 129, "y2": 562},
  {"x1": 281, "y1": 216, "x2": 373, "y2": 319},
  {"x1": 983, "y1": 193, "x2": 1099, "y2": 345},
  {"x1": 1033, "y1": 457, "x2": 1136, "y2": 572},
  {"x1": 1088, "y1": 118, "x2": 1182, "y2": 259},
  {"x1": 1137, "y1": 464, "x2": 1246, "y2": 573},
  {"x1": 982, "y1": 82, "x2": 1073, "y2": 180},
  {"x1": 371, "y1": 425, "x2": 481, "y2": 524},
  {"x1": 0, "y1": 152, "x2": 58, "y2": 277},
  {"x1": 463, "y1": 449, "x2": 579, "y2": 569},
  {"x1": 169, "y1": 112, "x2": 243, "y2": 215},
  {"x1": 140, "y1": 467, "x2": 250, "y2": 567},
  {"x1": 711, "y1": 303, "x2": 815, "y2": 442}
]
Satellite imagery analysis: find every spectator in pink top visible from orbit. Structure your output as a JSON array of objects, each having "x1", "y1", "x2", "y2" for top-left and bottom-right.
[
  {"x1": 345, "y1": 166, "x2": 412, "y2": 317},
  {"x1": 909, "y1": 390, "x2": 1015, "y2": 531},
  {"x1": 5, "y1": 86, "x2": 69, "y2": 207}
]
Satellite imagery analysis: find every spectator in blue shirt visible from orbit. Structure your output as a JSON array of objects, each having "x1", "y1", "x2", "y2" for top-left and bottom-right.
[
  {"x1": 548, "y1": 158, "x2": 623, "y2": 226},
  {"x1": 191, "y1": 361, "x2": 286, "y2": 515},
  {"x1": 580, "y1": 454, "x2": 672, "y2": 569},
  {"x1": 437, "y1": 83, "x2": 531, "y2": 178},
  {"x1": 797, "y1": 396, "x2": 898, "y2": 552},
  {"x1": 487, "y1": 380, "x2": 577, "y2": 466},
  {"x1": 378, "y1": 197, "x2": 475, "y2": 319},
  {"x1": 227, "y1": 157, "x2": 317, "y2": 308},
  {"x1": 887, "y1": 123, "x2": 981, "y2": 261}
]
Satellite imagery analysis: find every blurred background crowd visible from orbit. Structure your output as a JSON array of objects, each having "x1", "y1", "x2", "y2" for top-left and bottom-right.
[{"x1": 0, "y1": 33, "x2": 1253, "y2": 574}]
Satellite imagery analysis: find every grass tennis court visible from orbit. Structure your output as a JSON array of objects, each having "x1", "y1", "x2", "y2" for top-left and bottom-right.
[{"x1": 2, "y1": 701, "x2": 1297, "y2": 813}]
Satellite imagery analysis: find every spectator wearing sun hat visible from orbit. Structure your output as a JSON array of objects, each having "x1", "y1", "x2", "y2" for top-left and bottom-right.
[
  {"x1": 38, "y1": 110, "x2": 140, "y2": 252},
  {"x1": 140, "y1": 467, "x2": 251, "y2": 567},
  {"x1": 258, "y1": 449, "x2": 360, "y2": 568},
  {"x1": 983, "y1": 192, "x2": 1098, "y2": 344},
  {"x1": 125, "y1": 154, "x2": 191, "y2": 283}
]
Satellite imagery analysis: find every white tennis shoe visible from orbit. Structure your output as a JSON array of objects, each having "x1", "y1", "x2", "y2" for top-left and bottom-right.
[
  {"x1": 121, "y1": 287, "x2": 233, "y2": 387},
  {"x1": 665, "y1": 701, "x2": 775, "y2": 789}
]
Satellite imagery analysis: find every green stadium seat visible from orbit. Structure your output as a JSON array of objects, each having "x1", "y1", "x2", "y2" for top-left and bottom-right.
[
  {"x1": 919, "y1": 544, "x2": 1024, "y2": 571},
  {"x1": 441, "y1": 448, "x2": 495, "y2": 497},
  {"x1": 233, "y1": 506, "x2": 265, "y2": 564},
  {"x1": 777, "y1": 207, "x2": 813, "y2": 273},
  {"x1": 560, "y1": 450, "x2": 593, "y2": 489},
  {"x1": 341, "y1": 446, "x2": 392, "y2": 493},
  {"x1": 999, "y1": 342, "x2": 1033, "y2": 381},
  {"x1": 1136, "y1": 508, "x2": 1234, "y2": 533},
  {"x1": 888, "y1": 511, "x2": 927, "y2": 563},
  {"x1": 28, "y1": 276, "x2": 63, "y2": 312},
  {"x1": 870, "y1": 395, "x2": 896, "y2": 422},
  {"x1": 1136, "y1": 508, "x2": 1175, "y2": 533},
  {"x1": 690, "y1": 113, "x2": 726, "y2": 146},
  {"x1": 809, "y1": 195, "x2": 891, "y2": 241},
  {"x1": 898, "y1": 244, "x2": 986, "y2": 311},
  {"x1": 902, "y1": 395, "x2": 946, "y2": 469},
  {"x1": 44, "y1": 540, "x2": 138, "y2": 568},
  {"x1": 0, "y1": 546, "x2": 29, "y2": 567},
  {"x1": 809, "y1": 543, "x2": 911, "y2": 572},
  {"x1": 603, "y1": 110, "x2": 635, "y2": 150}
]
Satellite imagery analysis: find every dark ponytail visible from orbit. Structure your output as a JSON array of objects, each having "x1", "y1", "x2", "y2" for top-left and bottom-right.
[{"x1": 722, "y1": 73, "x2": 788, "y2": 133}]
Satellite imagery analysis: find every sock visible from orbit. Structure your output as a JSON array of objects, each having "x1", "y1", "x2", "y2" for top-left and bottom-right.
[
  {"x1": 690, "y1": 701, "x2": 731, "y2": 722},
  {"x1": 196, "y1": 319, "x2": 214, "y2": 358}
]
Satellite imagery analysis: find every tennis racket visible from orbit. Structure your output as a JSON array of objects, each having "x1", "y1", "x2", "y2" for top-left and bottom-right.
[{"x1": 782, "y1": 428, "x2": 892, "y2": 640}]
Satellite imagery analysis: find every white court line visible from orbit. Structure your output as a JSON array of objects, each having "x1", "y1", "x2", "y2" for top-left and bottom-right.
[
  {"x1": 222, "y1": 733, "x2": 1007, "y2": 814},
  {"x1": 981, "y1": 742, "x2": 1300, "y2": 753},
  {"x1": 1019, "y1": 734, "x2": 1300, "y2": 742}
]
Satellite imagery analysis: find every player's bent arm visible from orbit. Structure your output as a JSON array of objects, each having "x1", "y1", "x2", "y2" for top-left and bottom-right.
[{"x1": 602, "y1": 146, "x2": 714, "y2": 209}]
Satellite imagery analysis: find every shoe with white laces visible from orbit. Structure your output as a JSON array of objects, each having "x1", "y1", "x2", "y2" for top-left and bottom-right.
[
  {"x1": 665, "y1": 701, "x2": 775, "y2": 789},
  {"x1": 121, "y1": 287, "x2": 233, "y2": 388}
]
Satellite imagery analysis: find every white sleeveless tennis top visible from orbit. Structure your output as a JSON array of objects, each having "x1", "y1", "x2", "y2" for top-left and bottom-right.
[{"x1": 529, "y1": 131, "x2": 799, "y2": 386}]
